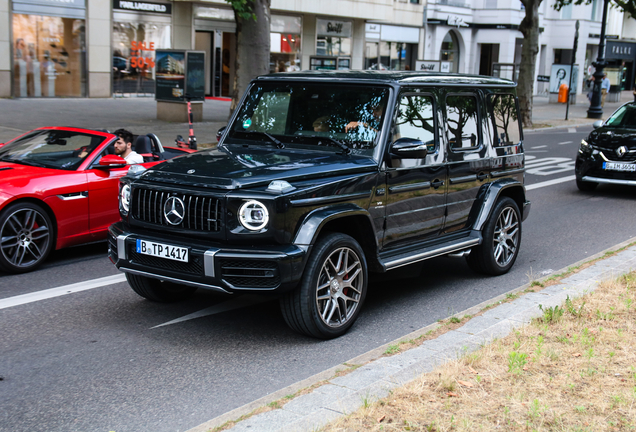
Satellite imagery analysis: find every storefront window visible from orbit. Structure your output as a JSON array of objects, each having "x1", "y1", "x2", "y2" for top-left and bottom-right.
[
  {"x1": 270, "y1": 15, "x2": 302, "y2": 72},
  {"x1": 112, "y1": 21, "x2": 171, "y2": 95},
  {"x1": 13, "y1": 14, "x2": 86, "y2": 97},
  {"x1": 440, "y1": 31, "x2": 459, "y2": 73}
]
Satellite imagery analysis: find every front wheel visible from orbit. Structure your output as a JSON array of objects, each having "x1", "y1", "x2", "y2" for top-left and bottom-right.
[
  {"x1": 280, "y1": 233, "x2": 368, "y2": 339},
  {"x1": 467, "y1": 197, "x2": 521, "y2": 276},
  {"x1": 126, "y1": 273, "x2": 197, "y2": 302},
  {"x1": 0, "y1": 202, "x2": 54, "y2": 273}
]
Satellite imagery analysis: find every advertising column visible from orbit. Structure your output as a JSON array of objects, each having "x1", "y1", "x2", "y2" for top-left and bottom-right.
[
  {"x1": 12, "y1": 0, "x2": 87, "y2": 97},
  {"x1": 112, "y1": 0, "x2": 172, "y2": 96}
]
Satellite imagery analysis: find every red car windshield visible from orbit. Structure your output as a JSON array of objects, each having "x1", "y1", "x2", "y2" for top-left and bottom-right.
[{"x1": 0, "y1": 130, "x2": 107, "y2": 170}]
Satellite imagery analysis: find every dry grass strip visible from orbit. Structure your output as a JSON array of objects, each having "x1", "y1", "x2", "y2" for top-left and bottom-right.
[{"x1": 323, "y1": 272, "x2": 636, "y2": 432}]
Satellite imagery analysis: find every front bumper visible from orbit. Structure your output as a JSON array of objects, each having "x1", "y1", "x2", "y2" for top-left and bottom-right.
[
  {"x1": 576, "y1": 152, "x2": 636, "y2": 186},
  {"x1": 108, "y1": 222, "x2": 306, "y2": 294}
]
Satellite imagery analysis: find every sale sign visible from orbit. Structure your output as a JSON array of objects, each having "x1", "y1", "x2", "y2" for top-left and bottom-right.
[{"x1": 129, "y1": 41, "x2": 155, "y2": 69}]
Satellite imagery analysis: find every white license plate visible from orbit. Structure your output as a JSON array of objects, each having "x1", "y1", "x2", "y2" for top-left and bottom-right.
[
  {"x1": 136, "y1": 239, "x2": 189, "y2": 263},
  {"x1": 603, "y1": 162, "x2": 636, "y2": 172}
]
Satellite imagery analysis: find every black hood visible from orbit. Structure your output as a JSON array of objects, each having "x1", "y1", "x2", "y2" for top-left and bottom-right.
[
  {"x1": 589, "y1": 126, "x2": 636, "y2": 149},
  {"x1": 139, "y1": 145, "x2": 378, "y2": 190}
]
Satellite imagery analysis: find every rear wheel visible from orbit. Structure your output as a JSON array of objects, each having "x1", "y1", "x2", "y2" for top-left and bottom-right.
[
  {"x1": 126, "y1": 273, "x2": 197, "y2": 302},
  {"x1": 280, "y1": 233, "x2": 368, "y2": 339},
  {"x1": 467, "y1": 197, "x2": 521, "y2": 275},
  {"x1": 576, "y1": 177, "x2": 598, "y2": 191},
  {"x1": 0, "y1": 202, "x2": 54, "y2": 273}
]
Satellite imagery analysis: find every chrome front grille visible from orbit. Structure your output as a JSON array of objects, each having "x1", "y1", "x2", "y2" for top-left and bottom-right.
[{"x1": 132, "y1": 187, "x2": 222, "y2": 232}]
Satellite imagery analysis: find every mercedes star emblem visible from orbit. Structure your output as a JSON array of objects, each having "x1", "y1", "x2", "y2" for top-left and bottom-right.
[
  {"x1": 164, "y1": 196, "x2": 185, "y2": 225},
  {"x1": 187, "y1": 169, "x2": 196, "y2": 174},
  {"x1": 617, "y1": 146, "x2": 628, "y2": 158}
]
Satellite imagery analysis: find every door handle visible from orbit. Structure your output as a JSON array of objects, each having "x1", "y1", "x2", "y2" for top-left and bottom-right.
[
  {"x1": 431, "y1": 179, "x2": 445, "y2": 189},
  {"x1": 477, "y1": 172, "x2": 489, "y2": 181}
]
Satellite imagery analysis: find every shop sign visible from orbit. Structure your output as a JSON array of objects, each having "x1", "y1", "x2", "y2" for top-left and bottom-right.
[
  {"x1": 415, "y1": 60, "x2": 440, "y2": 72},
  {"x1": 606, "y1": 41, "x2": 636, "y2": 60},
  {"x1": 316, "y1": 19, "x2": 352, "y2": 38},
  {"x1": 113, "y1": 0, "x2": 171, "y2": 14}
]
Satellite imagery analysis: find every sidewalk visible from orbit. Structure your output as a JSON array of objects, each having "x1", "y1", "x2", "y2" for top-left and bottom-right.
[
  {"x1": 0, "y1": 90, "x2": 632, "y2": 147},
  {"x1": 187, "y1": 237, "x2": 636, "y2": 432},
  {"x1": 0, "y1": 96, "x2": 232, "y2": 148}
]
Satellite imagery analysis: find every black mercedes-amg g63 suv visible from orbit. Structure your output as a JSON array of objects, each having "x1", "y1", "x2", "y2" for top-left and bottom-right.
[{"x1": 108, "y1": 71, "x2": 530, "y2": 339}]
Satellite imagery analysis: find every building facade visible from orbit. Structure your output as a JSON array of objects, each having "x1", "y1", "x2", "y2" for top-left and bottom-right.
[{"x1": 1, "y1": 0, "x2": 635, "y2": 99}]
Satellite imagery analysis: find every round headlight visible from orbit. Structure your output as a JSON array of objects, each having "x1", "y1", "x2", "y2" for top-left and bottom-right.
[
  {"x1": 120, "y1": 184, "x2": 131, "y2": 214},
  {"x1": 238, "y1": 200, "x2": 269, "y2": 231}
]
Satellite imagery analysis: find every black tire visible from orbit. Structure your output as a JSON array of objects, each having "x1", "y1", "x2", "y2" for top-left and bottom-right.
[
  {"x1": 467, "y1": 197, "x2": 521, "y2": 276},
  {"x1": 0, "y1": 202, "x2": 54, "y2": 274},
  {"x1": 280, "y1": 233, "x2": 368, "y2": 339},
  {"x1": 126, "y1": 273, "x2": 197, "y2": 302},
  {"x1": 576, "y1": 177, "x2": 598, "y2": 191}
]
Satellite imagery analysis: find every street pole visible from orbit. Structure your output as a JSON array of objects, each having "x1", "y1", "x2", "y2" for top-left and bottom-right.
[
  {"x1": 587, "y1": 0, "x2": 610, "y2": 119},
  {"x1": 566, "y1": 20, "x2": 580, "y2": 121}
]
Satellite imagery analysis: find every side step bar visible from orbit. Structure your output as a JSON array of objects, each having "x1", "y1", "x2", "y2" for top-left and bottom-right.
[{"x1": 380, "y1": 236, "x2": 481, "y2": 271}]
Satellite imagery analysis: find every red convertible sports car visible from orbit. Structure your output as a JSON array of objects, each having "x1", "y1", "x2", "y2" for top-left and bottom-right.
[{"x1": 0, "y1": 127, "x2": 195, "y2": 273}]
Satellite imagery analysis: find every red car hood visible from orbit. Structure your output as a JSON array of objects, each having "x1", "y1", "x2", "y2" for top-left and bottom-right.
[{"x1": 0, "y1": 161, "x2": 86, "y2": 198}]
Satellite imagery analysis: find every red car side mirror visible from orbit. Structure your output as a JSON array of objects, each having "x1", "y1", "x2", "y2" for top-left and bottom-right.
[{"x1": 99, "y1": 154, "x2": 127, "y2": 167}]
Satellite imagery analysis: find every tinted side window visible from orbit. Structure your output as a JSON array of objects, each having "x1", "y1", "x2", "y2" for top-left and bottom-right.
[
  {"x1": 446, "y1": 95, "x2": 479, "y2": 150},
  {"x1": 393, "y1": 94, "x2": 436, "y2": 152},
  {"x1": 489, "y1": 94, "x2": 522, "y2": 146}
]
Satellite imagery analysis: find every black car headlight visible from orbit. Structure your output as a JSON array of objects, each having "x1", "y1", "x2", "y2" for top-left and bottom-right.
[
  {"x1": 579, "y1": 139, "x2": 592, "y2": 155},
  {"x1": 238, "y1": 200, "x2": 269, "y2": 231},
  {"x1": 119, "y1": 184, "x2": 131, "y2": 215}
]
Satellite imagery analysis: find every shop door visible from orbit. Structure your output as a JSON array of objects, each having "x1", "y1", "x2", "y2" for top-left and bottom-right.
[
  {"x1": 195, "y1": 31, "x2": 212, "y2": 95},
  {"x1": 195, "y1": 31, "x2": 234, "y2": 97}
]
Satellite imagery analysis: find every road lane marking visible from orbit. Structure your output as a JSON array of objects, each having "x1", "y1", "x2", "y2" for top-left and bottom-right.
[
  {"x1": 568, "y1": 128, "x2": 577, "y2": 133},
  {"x1": 558, "y1": 141, "x2": 573, "y2": 145},
  {"x1": 531, "y1": 145, "x2": 547, "y2": 149},
  {"x1": 0, "y1": 274, "x2": 126, "y2": 310},
  {"x1": 526, "y1": 175, "x2": 576, "y2": 190},
  {"x1": 151, "y1": 295, "x2": 267, "y2": 328}
]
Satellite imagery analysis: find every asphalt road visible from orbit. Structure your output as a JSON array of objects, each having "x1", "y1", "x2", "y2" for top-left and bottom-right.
[{"x1": 2, "y1": 125, "x2": 636, "y2": 432}]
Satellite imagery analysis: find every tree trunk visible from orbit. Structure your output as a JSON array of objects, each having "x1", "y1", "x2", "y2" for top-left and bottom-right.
[
  {"x1": 518, "y1": 0, "x2": 542, "y2": 129},
  {"x1": 230, "y1": 0, "x2": 271, "y2": 115}
]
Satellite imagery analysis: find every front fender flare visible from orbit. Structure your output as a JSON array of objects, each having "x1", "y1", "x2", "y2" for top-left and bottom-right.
[{"x1": 293, "y1": 203, "x2": 377, "y2": 247}]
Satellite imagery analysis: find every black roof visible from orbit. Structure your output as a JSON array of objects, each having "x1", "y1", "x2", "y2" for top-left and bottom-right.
[{"x1": 256, "y1": 70, "x2": 516, "y2": 87}]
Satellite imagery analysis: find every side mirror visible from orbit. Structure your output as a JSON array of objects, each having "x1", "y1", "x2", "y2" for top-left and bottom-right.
[
  {"x1": 99, "y1": 154, "x2": 127, "y2": 167},
  {"x1": 389, "y1": 138, "x2": 429, "y2": 159},
  {"x1": 216, "y1": 126, "x2": 227, "y2": 142},
  {"x1": 592, "y1": 120, "x2": 603, "y2": 129}
]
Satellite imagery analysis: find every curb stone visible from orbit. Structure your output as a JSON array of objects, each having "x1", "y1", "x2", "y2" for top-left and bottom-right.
[{"x1": 186, "y1": 236, "x2": 636, "y2": 432}]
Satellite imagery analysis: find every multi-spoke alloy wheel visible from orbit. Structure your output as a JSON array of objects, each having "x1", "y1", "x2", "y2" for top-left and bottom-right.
[
  {"x1": 315, "y1": 246, "x2": 364, "y2": 328},
  {"x1": 280, "y1": 233, "x2": 368, "y2": 339},
  {"x1": 492, "y1": 205, "x2": 519, "y2": 268},
  {"x1": 467, "y1": 197, "x2": 521, "y2": 276},
  {"x1": 0, "y1": 203, "x2": 53, "y2": 273}
]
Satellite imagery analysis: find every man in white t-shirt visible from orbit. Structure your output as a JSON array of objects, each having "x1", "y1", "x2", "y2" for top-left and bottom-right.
[{"x1": 113, "y1": 128, "x2": 144, "y2": 164}]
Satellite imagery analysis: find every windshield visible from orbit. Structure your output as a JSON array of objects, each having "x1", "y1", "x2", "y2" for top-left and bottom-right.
[
  {"x1": 605, "y1": 104, "x2": 636, "y2": 129},
  {"x1": 0, "y1": 130, "x2": 107, "y2": 170},
  {"x1": 225, "y1": 82, "x2": 391, "y2": 159}
]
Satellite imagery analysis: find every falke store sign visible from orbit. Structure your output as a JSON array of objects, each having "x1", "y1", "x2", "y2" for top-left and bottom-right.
[
  {"x1": 316, "y1": 19, "x2": 352, "y2": 38},
  {"x1": 606, "y1": 41, "x2": 636, "y2": 60},
  {"x1": 113, "y1": 0, "x2": 171, "y2": 14}
]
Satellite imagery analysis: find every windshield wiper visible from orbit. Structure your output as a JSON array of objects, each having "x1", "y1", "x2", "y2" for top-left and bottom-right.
[
  {"x1": 243, "y1": 131, "x2": 285, "y2": 149},
  {"x1": 316, "y1": 137, "x2": 352, "y2": 155}
]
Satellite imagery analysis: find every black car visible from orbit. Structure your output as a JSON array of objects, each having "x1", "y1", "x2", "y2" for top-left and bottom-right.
[
  {"x1": 108, "y1": 71, "x2": 530, "y2": 339},
  {"x1": 576, "y1": 102, "x2": 636, "y2": 191}
]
